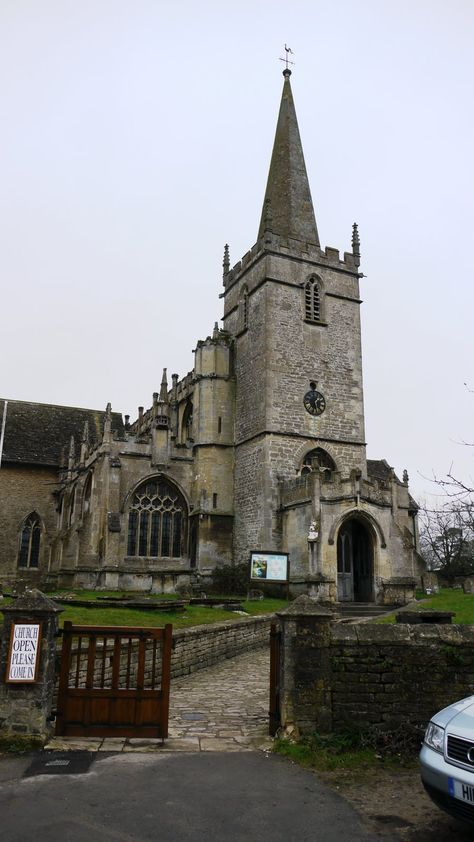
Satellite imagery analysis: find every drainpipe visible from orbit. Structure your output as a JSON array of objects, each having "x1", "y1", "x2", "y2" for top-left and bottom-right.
[{"x1": 0, "y1": 400, "x2": 7, "y2": 469}]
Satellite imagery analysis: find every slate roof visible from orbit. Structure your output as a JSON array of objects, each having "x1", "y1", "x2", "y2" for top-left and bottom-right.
[
  {"x1": 367, "y1": 459, "x2": 398, "y2": 483},
  {"x1": 0, "y1": 399, "x2": 124, "y2": 467}
]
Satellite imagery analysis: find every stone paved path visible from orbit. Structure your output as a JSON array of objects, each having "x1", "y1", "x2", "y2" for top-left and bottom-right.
[{"x1": 47, "y1": 646, "x2": 272, "y2": 753}]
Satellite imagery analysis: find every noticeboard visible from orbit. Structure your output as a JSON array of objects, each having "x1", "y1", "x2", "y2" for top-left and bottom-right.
[
  {"x1": 6, "y1": 622, "x2": 42, "y2": 683},
  {"x1": 250, "y1": 551, "x2": 289, "y2": 584}
]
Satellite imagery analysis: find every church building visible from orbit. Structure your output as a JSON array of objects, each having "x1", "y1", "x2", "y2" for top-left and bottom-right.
[{"x1": 0, "y1": 69, "x2": 421, "y2": 603}]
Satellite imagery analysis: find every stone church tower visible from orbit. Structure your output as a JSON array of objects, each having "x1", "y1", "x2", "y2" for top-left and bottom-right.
[
  {"x1": 0, "y1": 69, "x2": 421, "y2": 603},
  {"x1": 223, "y1": 68, "x2": 421, "y2": 601}
]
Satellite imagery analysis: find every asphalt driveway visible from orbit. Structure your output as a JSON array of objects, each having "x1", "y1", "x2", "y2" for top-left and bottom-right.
[{"x1": 0, "y1": 750, "x2": 396, "y2": 842}]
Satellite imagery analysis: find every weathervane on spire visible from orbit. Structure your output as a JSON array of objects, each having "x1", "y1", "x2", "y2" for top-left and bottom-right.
[{"x1": 279, "y1": 44, "x2": 295, "y2": 71}]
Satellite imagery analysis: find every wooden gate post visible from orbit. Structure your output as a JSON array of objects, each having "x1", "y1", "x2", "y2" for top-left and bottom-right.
[{"x1": 0, "y1": 589, "x2": 62, "y2": 744}]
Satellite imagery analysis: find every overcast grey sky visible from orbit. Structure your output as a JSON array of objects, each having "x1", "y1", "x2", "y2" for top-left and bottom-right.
[{"x1": 1, "y1": 0, "x2": 473, "y2": 501}]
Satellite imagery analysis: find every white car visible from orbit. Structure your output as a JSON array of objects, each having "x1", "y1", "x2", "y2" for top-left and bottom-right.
[{"x1": 420, "y1": 695, "x2": 474, "y2": 823}]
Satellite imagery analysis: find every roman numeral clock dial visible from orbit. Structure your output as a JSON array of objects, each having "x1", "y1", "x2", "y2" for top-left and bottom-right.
[{"x1": 303, "y1": 382, "x2": 326, "y2": 417}]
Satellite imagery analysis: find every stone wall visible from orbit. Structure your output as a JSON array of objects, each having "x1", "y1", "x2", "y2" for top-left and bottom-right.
[
  {"x1": 170, "y1": 614, "x2": 271, "y2": 678},
  {"x1": 0, "y1": 464, "x2": 58, "y2": 588},
  {"x1": 330, "y1": 623, "x2": 474, "y2": 731},
  {"x1": 277, "y1": 597, "x2": 474, "y2": 736},
  {"x1": 0, "y1": 591, "x2": 62, "y2": 741}
]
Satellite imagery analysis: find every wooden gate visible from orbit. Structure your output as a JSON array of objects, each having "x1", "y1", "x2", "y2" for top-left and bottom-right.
[
  {"x1": 56, "y1": 622, "x2": 172, "y2": 738},
  {"x1": 269, "y1": 622, "x2": 281, "y2": 736}
]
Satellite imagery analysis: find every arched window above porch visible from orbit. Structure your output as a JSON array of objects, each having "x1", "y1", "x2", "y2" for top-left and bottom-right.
[{"x1": 300, "y1": 447, "x2": 336, "y2": 478}]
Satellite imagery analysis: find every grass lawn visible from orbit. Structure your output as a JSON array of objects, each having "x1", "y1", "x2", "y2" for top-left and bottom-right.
[
  {"x1": 0, "y1": 590, "x2": 288, "y2": 630},
  {"x1": 376, "y1": 587, "x2": 474, "y2": 624}
]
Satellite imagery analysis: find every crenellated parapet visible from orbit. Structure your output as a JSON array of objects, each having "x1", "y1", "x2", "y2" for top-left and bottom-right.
[
  {"x1": 279, "y1": 469, "x2": 398, "y2": 512},
  {"x1": 223, "y1": 232, "x2": 361, "y2": 294}
]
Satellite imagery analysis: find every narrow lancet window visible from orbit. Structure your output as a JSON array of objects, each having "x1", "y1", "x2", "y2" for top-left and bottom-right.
[
  {"x1": 304, "y1": 278, "x2": 322, "y2": 322},
  {"x1": 18, "y1": 513, "x2": 41, "y2": 568}
]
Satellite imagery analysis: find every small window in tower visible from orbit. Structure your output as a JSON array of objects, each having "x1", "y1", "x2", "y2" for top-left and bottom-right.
[
  {"x1": 218, "y1": 416, "x2": 222, "y2": 434},
  {"x1": 213, "y1": 493, "x2": 218, "y2": 509},
  {"x1": 18, "y1": 513, "x2": 42, "y2": 569},
  {"x1": 304, "y1": 277, "x2": 323, "y2": 323}
]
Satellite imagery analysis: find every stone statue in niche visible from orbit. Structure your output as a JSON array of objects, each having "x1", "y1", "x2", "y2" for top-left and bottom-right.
[{"x1": 307, "y1": 520, "x2": 319, "y2": 542}]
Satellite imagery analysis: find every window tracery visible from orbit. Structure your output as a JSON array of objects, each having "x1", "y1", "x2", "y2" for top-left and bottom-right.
[
  {"x1": 300, "y1": 447, "x2": 336, "y2": 477},
  {"x1": 304, "y1": 277, "x2": 322, "y2": 322},
  {"x1": 127, "y1": 479, "x2": 187, "y2": 559},
  {"x1": 18, "y1": 513, "x2": 41, "y2": 568}
]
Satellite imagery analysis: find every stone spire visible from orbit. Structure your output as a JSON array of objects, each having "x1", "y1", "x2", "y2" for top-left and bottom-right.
[{"x1": 257, "y1": 69, "x2": 320, "y2": 246}]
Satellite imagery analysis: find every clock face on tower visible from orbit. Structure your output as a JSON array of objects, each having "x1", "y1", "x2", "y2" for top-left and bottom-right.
[{"x1": 303, "y1": 387, "x2": 326, "y2": 417}]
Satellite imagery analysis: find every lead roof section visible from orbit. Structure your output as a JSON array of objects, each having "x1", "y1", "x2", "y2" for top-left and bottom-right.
[
  {"x1": 0, "y1": 399, "x2": 124, "y2": 467},
  {"x1": 257, "y1": 70, "x2": 320, "y2": 247}
]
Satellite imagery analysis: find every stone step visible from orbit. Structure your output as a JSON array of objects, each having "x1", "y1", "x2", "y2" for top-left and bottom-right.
[{"x1": 334, "y1": 603, "x2": 396, "y2": 620}]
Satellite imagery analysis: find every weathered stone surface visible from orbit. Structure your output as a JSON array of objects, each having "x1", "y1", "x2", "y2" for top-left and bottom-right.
[
  {"x1": 0, "y1": 590, "x2": 62, "y2": 742},
  {"x1": 277, "y1": 611, "x2": 474, "y2": 736}
]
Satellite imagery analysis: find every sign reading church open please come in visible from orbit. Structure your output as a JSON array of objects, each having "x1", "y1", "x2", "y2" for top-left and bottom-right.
[{"x1": 6, "y1": 623, "x2": 42, "y2": 683}]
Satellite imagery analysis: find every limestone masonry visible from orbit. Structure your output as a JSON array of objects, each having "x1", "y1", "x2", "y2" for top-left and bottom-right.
[{"x1": 0, "y1": 70, "x2": 423, "y2": 602}]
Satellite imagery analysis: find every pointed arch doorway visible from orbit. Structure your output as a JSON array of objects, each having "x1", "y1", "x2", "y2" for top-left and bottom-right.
[{"x1": 337, "y1": 518, "x2": 374, "y2": 602}]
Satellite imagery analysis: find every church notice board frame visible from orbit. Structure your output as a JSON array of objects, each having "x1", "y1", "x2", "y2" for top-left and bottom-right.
[
  {"x1": 6, "y1": 622, "x2": 43, "y2": 684},
  {"x1": 249, "y1": 551, "x2": 290, "y2": 598}
]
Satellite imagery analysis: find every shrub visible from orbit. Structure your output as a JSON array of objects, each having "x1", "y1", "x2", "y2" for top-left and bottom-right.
[{"x1": 209, "y1": 562, "x2": 249, "y2": 595}]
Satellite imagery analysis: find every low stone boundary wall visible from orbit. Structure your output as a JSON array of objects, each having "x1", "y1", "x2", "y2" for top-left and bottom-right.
[
  {"x1": 171, "y1": 615, "x2": 272, "y2": 678},
  {"x1": 330, "y1": 623, "x2": 474, "y2": 731},
  {"x1": 277, "y1": 597, "x2": 474, "y2": 736}
]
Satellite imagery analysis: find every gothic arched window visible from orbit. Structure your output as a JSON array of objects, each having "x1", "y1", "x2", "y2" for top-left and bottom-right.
[
  {"x1": 304, "y1": 277, "x2": 322, "y2": 322},
  {"x1": 301, "y1": 448, "x2": 336, "y2": 477},
  {"x1": 18, "y1": 513, "x2": 41, "y2": 568},
  {"x1": 127, "y1": 478, "x2": 187, "y2": 559}
]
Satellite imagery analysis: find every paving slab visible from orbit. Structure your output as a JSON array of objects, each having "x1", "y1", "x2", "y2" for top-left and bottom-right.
[
  {"x1": 123, "y1": 737, "x2": 201, "y2": 754},
  {"x1": 45, "y1": 739, "x2": 101, "y2": 752}
]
